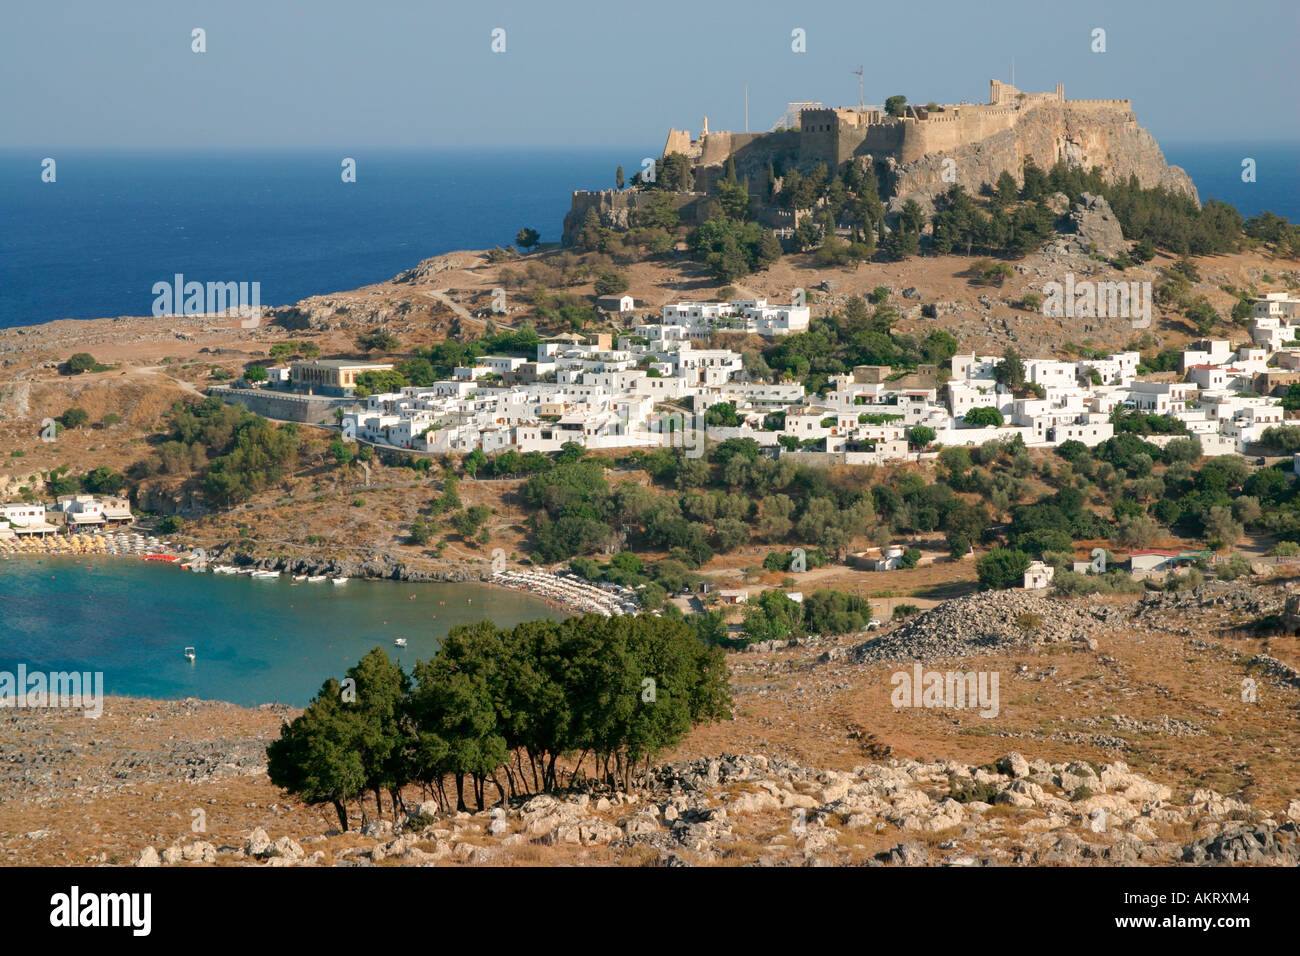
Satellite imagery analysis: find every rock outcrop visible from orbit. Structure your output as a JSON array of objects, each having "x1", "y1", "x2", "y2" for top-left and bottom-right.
[{"x1": 129, "y1": 752, "x2": 1299, "y2": 867}]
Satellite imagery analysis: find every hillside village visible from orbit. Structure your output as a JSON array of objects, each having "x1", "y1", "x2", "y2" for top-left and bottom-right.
[{"x1": 290, "y1": 293, "x2": 1300, "y2": 468}]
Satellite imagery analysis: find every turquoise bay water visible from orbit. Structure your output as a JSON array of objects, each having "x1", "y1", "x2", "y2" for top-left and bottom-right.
[{"x1": 0, "y1": 558, "x2": 563, "y2": 707}]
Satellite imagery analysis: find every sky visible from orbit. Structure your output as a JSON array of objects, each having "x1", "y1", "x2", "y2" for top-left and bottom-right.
[{"x1": 1, "y1": 0, "x2": 1296, "y2": 151}]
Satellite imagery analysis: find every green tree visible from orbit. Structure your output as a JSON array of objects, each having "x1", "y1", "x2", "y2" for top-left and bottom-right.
[
  {"x1": 616, "y1": 166, "x2": 625, "y2": 190},
  {"x1": 593, "y1": 268, "x2": 629, "y2": 296},
  {"x1": 58, "y1": 407, "x2": 89, "y2": 430},
  {"x1": 994, "y1": 347, "x2": 1026, "y2": 390},
  {"x1": 884, "y1": 95, "x2": 907, "y2": 117},
  {"x1": 267, "y1": 678, "x2": 368, "y2": 830},
  {"x1": 964, "y1": 406, "x2": 1004, "y2": 427},
  {"x1": 66, "y1": 353, "x2": 100, "y2": 374},
  {"x1": 244, "y1": 364, "x2": 269, "y2": 383},
  {"x1": 356, "y1": 329, "x2": 401, "y2": 352},
  {"x1": 908, "y1": 425, "x2": 935, "y2": 449},
  {"x1": 516, "y1": 227, "x2": 540, "y2": 251},
  {"x1": 976, "y1": 547, "x2": 1031, "y2": 590}
]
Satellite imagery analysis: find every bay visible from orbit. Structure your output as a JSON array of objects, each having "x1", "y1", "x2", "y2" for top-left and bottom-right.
[{"x1": 0, "y1": 557, "x2": 564, "y2": 707}]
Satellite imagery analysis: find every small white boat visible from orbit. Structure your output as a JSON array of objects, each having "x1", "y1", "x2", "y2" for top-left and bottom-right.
[
  {"x1": 252, "y1": 569, "x2": 281, "y2": 579},
  {"x1": 393, "y1": 638, "x2": 407, "y2": 647},
  {"x1": 331, "y1": 576, "x2": 348, "y2": 585},
  {"x1": 292, "y1": 574, "x2": 307, "y2": 581},
  {"x1": 307, "y1": 575, "x2": 327, "y2": 583},
  {"x1": 212, "y1": 565, "x2": 238, "y2": 575},
  {"x1": 184, "y1": 646, "x2": 196, "y2": 662}
]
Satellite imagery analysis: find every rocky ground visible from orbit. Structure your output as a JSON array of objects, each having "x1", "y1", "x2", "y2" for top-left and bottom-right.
[{"x1": 2, "y1": 582, "x2": 1298, "y2": 867}]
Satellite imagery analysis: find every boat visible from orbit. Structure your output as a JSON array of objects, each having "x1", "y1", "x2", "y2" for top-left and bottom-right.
[
  {"x1": 251, "y1": 569, "x2": 280, "y2": 579},
  {"x1": 331, "y1": 576, "x2": 348, "y2": 585},
  {"x1": 184, "y1": 646, "x2": 196, "y2": 662},
  {"x1": 307, "y1": 575, "x2": 327, "y2": 583},
  {"x1": 393, "y1": 638, "x2": 408, "y2": 647},
  {"x1": 292, "y1": 574, "x2": 307, "y2": 581}
]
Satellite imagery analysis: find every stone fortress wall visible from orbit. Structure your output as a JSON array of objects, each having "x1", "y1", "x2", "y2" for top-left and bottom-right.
[{"x1": 564, "y1": 80, "x2": 1195, "y2": 243}]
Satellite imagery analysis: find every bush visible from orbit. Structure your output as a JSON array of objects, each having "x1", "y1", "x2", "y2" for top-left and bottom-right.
[
  {"x1": 901, "y1": 547, "x2": 921, "y2": 569},
  {"x1": 1214, "y1": 554, "x2": 1252, "y2": 581},
  {"x1": 593, "y1": 269, "x2": 629, "y2": 296},
  {"x1": 892, "y1": 604, "x2": 919, "y2": 619},
  {"x1": 58, "y1": 407, "x2": 90, "y2": 430},
  {"x1": 976, "y1": 548, "x2": 1031, "y2": 590},
  {"x1": 66, "y1": 353, "x2": 102, "y2": 374}
]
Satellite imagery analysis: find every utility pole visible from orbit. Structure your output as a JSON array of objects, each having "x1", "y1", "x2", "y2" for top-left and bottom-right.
[{"x1": 852, "y1": 66, "x2": 863, "y2": 111}]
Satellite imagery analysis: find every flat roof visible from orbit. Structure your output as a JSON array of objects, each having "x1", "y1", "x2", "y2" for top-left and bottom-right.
[{"x1": 291, "y1": 360, "x2": 394, "y2": 369}]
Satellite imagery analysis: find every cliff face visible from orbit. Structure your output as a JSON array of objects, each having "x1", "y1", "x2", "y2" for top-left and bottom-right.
[
  {"x1": 888, "y1": 102, "x2": 1198, "y2": 209},
  {"x1": 561, "y1": 189, "x2": 700, "y2": 245}
]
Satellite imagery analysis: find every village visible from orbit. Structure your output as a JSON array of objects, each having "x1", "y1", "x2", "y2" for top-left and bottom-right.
[{"x1": 288, "y1": 291, "x2": 1300, "y2": 469}]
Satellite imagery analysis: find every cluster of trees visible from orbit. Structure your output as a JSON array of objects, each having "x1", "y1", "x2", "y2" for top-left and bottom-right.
[
  {"x1": 352, "y1": 327, "x2": 544, "y2": 395},
  {"x1": 687, "y1": 218, "x2": 782, "y2": 282},
  {"x1": 741, "y1": 587, "x2": 873, "y2": 644},
  {"x1": 267, "y1": 615, "x2": 731, "y2": 826},
  {"x1": 514, "y1": 439, "x2": 885, "y2": 569},
  {"x1": 268, "y1": 340, "x2": 321, "y2": 360},
  {"x1": 133, "y1": 397, "x2": 300, "y2": 506},
  {"x1": 967, "y1": 426, "x2": 1300, "y2": 591},
  {"x1": 759, "y1": 296, "x2": 959, "y2": 393}
]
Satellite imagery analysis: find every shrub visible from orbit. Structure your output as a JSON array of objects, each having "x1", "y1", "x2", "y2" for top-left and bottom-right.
[
  {"x1": 892, "y1": 604, "x2": 920, "y2": 619},
  {"x1": 976, "y1": 548, "x2": 1031, "y2": 590},
  {"x1": 58, "y1": 407, "x2": 89, "y2": 430}
]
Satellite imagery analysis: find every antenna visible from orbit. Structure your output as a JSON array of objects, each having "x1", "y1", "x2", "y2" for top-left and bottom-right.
[
  {"x1": 745, "y1": 84, "x2": 749, "y2": 132},
  {"x1": 852, "y1": 65, "x2": 864, "y2": 111}
]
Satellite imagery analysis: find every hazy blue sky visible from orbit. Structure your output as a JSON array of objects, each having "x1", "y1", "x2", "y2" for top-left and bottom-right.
[{"x1": 2, "y1": 0, "x2": 1296, "y2": 150}]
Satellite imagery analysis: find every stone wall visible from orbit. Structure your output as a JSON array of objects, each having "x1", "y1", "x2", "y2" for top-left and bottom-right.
[{"x1": 208, "y1": 386, "x2": 350, "y2": 425}]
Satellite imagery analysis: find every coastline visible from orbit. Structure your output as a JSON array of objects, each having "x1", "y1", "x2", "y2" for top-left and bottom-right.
[{"x1": 0, "y1": 543, "x2": 633, "y2": 618}]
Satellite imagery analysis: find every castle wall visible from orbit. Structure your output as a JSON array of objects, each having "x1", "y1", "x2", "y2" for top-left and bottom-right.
[
  {"x1": 900, "y1": 107, "x2": 1020, "y2": 163},
  {"x1": 663, "y1": 128, "x2": 693, "y2": 157}
]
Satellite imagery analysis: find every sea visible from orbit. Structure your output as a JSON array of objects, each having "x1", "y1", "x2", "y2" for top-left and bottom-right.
[
  {"x1": 0, "y1": 143, "x2": 1295, "y2": 329},
  {"x1": 0, "y1": 558, "x2": 564, "y2": 707}
]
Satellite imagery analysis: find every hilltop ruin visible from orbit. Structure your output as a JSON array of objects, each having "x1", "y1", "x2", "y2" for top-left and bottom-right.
[{"x1": 564, "y1": 80, "x2": 1197, "y2": 244}]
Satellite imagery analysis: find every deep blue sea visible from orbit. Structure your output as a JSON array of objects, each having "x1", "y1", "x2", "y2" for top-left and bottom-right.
[
  {"x1": 0, "y1": 147, "x2": 649, "y2": 327},
  {"x1": 0, "y1": 558, "x2": 564, "y2": 707},
  {"x1": 1, "y1": 143, "x2": 1294, "y2": 329}
]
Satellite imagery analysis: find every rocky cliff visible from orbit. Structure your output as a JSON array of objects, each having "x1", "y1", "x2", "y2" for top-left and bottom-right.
[{"x1": 889, "y1": 102, "x2": 1198, "y2": 209}]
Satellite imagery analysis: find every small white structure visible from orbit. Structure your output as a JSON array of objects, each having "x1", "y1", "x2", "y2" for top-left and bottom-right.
[
  {"x1": 596, "y1": 294, "x2": 635, "y2": 313},
  {"x1": 1022, "y1": 561, "x2": 1055, "y2": 590},
  {"x1": 875, "y1": 546, "x2": 904, "y2": 571},
  {"x1": 718, "y1": 589, "x2": 749, "y2": 605}
]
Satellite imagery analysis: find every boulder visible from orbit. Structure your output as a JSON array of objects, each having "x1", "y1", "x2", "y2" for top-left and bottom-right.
[
  {"x1": 245, "y1": 827, "x2": 271, "y2": 857},
  {"x1": 996, "y1": 752, "x2": 1031, "y2": 778}
]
